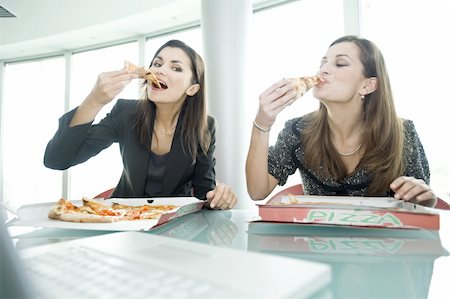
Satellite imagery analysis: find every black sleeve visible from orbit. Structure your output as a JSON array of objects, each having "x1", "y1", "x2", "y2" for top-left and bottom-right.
[
  {"x1": 402, "y1": 120, "x2": 430, "y2": 184},
  {"x1": 43, "y1": 100, "x2": 128, "y2": 170},
  {"x1": 268, "y1": 118, "x2": 301, "y2": 186}
]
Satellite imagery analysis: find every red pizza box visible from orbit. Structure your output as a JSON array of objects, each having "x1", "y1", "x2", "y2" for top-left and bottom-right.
[{"x1": 256, "y1": 195, "x2": 440, "y2": 230}]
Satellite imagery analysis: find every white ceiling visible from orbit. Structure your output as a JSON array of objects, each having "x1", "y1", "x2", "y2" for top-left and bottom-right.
[
  {"x1": 0, "y1": 0, "x2": 203, "y2": 60},
  {"x1": 0, "y1": 0, "x2": 276, "y2": 61}
]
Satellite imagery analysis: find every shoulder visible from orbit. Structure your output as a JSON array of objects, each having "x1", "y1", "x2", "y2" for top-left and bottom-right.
[
  {"x1": 207, "y1": 115, "x2": 215, "y2": 126},
  {"x1": 401, "y1": 118, "x2": 426, "y2": 151},
  {"x1": 206, "y1": 115, "x2": 216, "y2": 132},
  {"x1": 402, "y1": 118, "x2": 415, "y2": 131},
  {"x1": 401, "y1": 118, "x2": 420, "y2": 140}
]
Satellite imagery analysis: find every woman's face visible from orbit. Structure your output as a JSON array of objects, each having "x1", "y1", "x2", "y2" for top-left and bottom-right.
[
  {"x1": 147, "y1": 46, "x2": 197, "y2": 104},
  {"x1": 313, "y1": 42, "x2": 368, "y2": 103}
]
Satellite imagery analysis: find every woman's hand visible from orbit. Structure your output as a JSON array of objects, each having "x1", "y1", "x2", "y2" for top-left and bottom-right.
[
  {"x1": 254, "y1": 78, "x2": 297, "y2": 130},
  {"x1": 390, "y1": 176, "x2": 437, "y2": 207},
  {"x1": 70, "y1": 69, "x2": 138, "y2": 127},
  {"x1": 87, "y1": 69, "x2": 138, "y2": 106},
  {"x1": 205, "y1": 182, "x2": 238, "y2": 210}
]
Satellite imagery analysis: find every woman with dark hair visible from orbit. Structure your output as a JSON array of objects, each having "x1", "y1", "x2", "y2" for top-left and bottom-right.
[
  {"x1": 45, "y1": 40, "x2": 237, "y2": 209},
  {"x1": 246, "y1": 35, "x2": 436, "y2": 207}
]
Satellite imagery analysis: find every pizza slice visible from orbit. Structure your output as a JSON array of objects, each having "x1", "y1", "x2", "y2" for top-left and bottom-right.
[
  {"x1": 48, "y1": 198, "x2": 124, "y2": 223},
  {"x1": 111, "y1": 202, "x2": 177, "y2": 220},
  {"x1": 124, "y1": 60, "x2": 162, "y2": 88},
  {"x1": 288, "y1": 75, "x2": 322, "y2": 101}
]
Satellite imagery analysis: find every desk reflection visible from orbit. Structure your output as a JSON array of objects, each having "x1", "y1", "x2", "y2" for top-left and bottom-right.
[
  {"x1": 151, "y1": 210, "x2": 238, "y2": 247},
  {"x1": 247, "y1": 222, "x2": 448, "y2": 299},
  {"x1": 12, "y1": 210, "x2": 239, "y2": 250}
]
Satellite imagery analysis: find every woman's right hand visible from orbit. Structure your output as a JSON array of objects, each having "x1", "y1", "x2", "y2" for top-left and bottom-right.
[
  {"x1": 87, "y1": 69, "x2": 138, "y2": 106},
  {"x1": 70, "y1": 69, "x2": 138, "y2": 127},
  {"x1": 254, "y1": 78, "x2": 297, "y2": 130}
]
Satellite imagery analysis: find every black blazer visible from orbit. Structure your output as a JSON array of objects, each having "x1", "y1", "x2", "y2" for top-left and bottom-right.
[{"x1": 44, "y1": 99, "x2": 216, "y2": 200}]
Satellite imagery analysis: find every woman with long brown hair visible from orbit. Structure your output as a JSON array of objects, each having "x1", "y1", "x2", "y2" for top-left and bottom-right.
[
  {"x1": 246, "y1": 35, "x2": 436, "y2": 207},
  {"x1": 45, "y1": 40, "x2": 237, "y2": 209}
]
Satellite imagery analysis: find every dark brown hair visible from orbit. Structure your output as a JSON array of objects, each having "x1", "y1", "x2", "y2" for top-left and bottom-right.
[
  {"x1": 303, "y1": 35, "x2": 404, "y2": 195},
  {"x1": 133, "y1": 40, "x2": 210, "y2": 161}
]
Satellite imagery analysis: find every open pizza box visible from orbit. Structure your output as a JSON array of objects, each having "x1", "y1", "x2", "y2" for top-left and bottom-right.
[
  {"x1": 254, "y1": 195, "x2": 441, "y2": 230},
  {"x1": 10, "y1": 197, "x2": 205, "y2": 231}
]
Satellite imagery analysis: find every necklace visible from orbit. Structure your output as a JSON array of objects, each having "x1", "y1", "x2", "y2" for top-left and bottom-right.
[
  {"x1": 337, "y1": 143, "x2": 362, "y2": 156},
  {"x1": 154, "y1": 123, "x2": 176, "y2": 136}
]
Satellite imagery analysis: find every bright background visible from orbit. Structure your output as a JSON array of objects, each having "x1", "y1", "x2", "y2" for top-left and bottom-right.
[{"x1": 1, "y1": 0, "x2": 449, "y2": 211}]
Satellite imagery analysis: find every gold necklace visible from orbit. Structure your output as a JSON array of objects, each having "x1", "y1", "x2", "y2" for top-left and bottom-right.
[{"x1": 337, "y1": 143, "x2": 362, "y2": 156}]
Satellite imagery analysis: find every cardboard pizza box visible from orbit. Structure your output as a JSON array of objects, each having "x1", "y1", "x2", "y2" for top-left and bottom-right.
[
  {"x1": 255, "y1": 195, "x2": 440, "y2": 230},
  {"x1": 10, "y1": 197, "x2": 205, "y2": 231}
]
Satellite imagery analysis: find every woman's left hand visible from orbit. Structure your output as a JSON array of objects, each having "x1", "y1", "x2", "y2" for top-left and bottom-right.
[
  {"x1": 205, "y1": 182, "x2": 238, "y2": 210},
  {"x1": 390, "y1": 176, "x2": 437, "y2": 207}
]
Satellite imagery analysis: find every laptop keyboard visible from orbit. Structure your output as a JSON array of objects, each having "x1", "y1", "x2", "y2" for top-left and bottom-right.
[{"x1": 23, "y1": 245, "x2": 223, "y2": 299}]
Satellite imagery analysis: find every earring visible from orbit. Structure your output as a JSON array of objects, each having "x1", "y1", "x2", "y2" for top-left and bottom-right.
[{"x1": 361, "y1": 94, "x2": 365, "y2": 100}]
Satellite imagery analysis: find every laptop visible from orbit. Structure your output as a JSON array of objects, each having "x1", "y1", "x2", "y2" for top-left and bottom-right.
[{"x1": 1, "y1": 218, "x2": 331, "y2": 299}]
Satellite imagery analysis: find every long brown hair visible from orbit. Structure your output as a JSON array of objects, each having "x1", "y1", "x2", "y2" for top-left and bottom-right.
[
  {"x1": 133, "y1": 40, "x2": 210, "y2": 161},
  {"x1": 303, "y1": 36, "x2": 404, "y2": 195}
]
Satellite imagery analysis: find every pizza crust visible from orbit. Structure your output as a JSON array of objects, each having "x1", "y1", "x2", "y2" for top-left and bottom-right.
[
  {"x1": 59, "y1": 212, "x2": 121, "y2": 223},
  {"x1": 124, "y1": 60, "x2": 161, "y2": 88}
]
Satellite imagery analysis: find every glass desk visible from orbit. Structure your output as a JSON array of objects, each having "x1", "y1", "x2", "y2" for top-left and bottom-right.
[{"x1": 7, "y1": 208, "x2": 450, "y2": 299}]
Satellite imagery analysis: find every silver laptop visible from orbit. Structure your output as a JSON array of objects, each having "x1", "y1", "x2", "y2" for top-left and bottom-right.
[{"x1": 1, "y1": 219, "x2": 331, "y2": 299}]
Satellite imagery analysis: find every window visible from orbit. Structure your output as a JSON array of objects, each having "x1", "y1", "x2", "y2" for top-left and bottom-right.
[
  {"x1": 360, "y1": 0, "x2": 450, "y2": 200},
  {"x1": 145, "y1": 27, "x2": 203, "y2": 66},
  {"x1": 251, "y1": 0, "x2": 345, "y2": 193},
  {"x1": 2, "y1": 58, "x2": 65, "y2": 208},
  {"x1": 69, "y1": 42, "x2": 139, "y2": 200}
]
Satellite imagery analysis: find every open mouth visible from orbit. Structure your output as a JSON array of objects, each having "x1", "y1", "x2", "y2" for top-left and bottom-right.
[{"x1": 152, "y1": 81, "x2": 168, "y2": 89}]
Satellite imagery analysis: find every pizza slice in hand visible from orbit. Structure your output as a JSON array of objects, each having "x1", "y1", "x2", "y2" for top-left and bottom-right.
[
  {"x1": 124, "y1": 60, "x2": 162, "y2": 88},
  {"x1": 288, "y1": 75, "x2": 322, "y2": 101}
]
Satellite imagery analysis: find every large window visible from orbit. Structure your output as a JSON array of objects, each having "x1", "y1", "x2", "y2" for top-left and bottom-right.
[
  {"x1": 69, "y1": 42, "x2": 139, "y2": 200},
  {"x1": 360, "y1": 0, "x2": 450, "y2": 200},
  {"x1": 145, "y1": 28, "x2": 203, "y2": 66},
  {"x1": 2, "y1": 58, "x2": 65, "y2": 209}
]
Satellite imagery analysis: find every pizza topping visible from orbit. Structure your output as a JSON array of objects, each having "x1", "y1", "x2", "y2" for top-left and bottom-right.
[
  {"x1": 48, "y1": 197, "x2": 178, "y2": 223},
  {"x1": 124, "y1": 60, "x2": 162, "y2": 88},
  {"x1": 289, "y1": 75, "x2": 322, "y2": 101}
]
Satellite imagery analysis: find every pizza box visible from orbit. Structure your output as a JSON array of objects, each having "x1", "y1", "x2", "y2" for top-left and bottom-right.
[
  {"x1": 10, "y1": 197, "x2": 205, "y2": 231},
  {"x1": 255, "y1": 195, "x2": 440, "y2": 230}
]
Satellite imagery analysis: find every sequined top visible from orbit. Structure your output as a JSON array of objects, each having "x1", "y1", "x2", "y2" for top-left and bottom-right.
[{"x1": 268, "y1": 113, "x2": 430, "y2": 196}]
